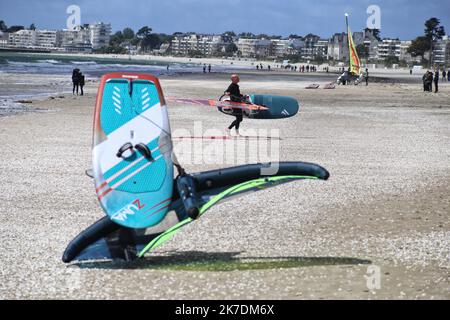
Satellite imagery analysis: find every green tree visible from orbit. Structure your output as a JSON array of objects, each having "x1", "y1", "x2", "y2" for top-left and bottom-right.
[
  {"x1": 407, "y1": 36, "x2": 429, "y2": 59},
  {"x1": 384, "y1": 55, "x2": 399, "y2": 67},
  {"x1": 364, "y1": 28, "x2": 381, "y2": 41},
  {"x1": 29, "y1": 23, "x2": 36, "y2": 30},
  {"x1": 222, "y1": 31, "x2": 236, "y2": 37},
  {"x1": 187, "y1": 50, "x2": 204, "y2": 58},
  {"x1": 425, "y1": 17, "x2": 445, "y2": 66},
  {"x1": 7, "y1": 25, "x2": 24, "y2": 33},
  {"x1": 288, "y1": 34, "x2": 303, "y2": 39},
  {"x1": 0, "y1": 20, "x2": 7, "y2": 32},
  {"x1": 424, "y1": 17, "x2": 445, "y2": 40},
  {"x1": 137, "y1": 26, "x2": 154, "y2": 51},
  {"x1": 239, "y1": 32, "x2": 255, "y2": 38},
  {"x1": 95, "y1": 45, "x2": 128, "y2": 54},
  {"x1": 137, "y1": 26, "x2": 152, "y2": 39},
  {"x1": 225, "y1": 43, "x2": 238, "y2": 54},
  {"x1": 109, "y1": 31, "x2": 124, "y2": 46},
  {"x1": 122, "y1": 27, "x2": 135, "y2": 40}
]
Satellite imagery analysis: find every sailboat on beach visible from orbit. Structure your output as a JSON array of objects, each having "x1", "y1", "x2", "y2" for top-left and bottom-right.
[{"x1": 337, "y1": 14, "x2": 364, "y2": 85}]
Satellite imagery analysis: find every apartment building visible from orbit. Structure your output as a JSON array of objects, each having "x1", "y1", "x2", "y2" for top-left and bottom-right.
[
  {"x1": 270, "y1": 38, "x2": 305, "y2": 57},
  {"x1": 89, "y1": 22, "x2": 111, "y2": 49},
  {"x1": 171, "y1": 34, "x2": 229, "y2": 56},
  {"x1": 433, "y1": 35, "x2": 450, "y2": 66},
  {"x1": 376, "y1": 39, "x2": 401, "y2": 60},
  {"x1": 237, "y1": 38, "x2": 272, "y2": 58}
]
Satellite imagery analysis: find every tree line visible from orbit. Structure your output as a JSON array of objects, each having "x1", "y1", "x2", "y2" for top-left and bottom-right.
[{"x1": 0, "y1": 20, "x2": 36, "y2": 33}]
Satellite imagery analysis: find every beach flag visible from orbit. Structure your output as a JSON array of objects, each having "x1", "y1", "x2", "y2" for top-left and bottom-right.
[{"x1": 346, "y1": 14, "x2": 361, "y2": 75}]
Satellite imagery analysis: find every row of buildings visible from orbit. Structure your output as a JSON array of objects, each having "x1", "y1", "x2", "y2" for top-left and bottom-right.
[
  {"x1": 169, "y1": 32, "x2": 450, "y2": 66},
  {"x1": 170, "y1": 33, "x2": 329, "y2": 60},
  {"x1": 0, "y1": 23, "x2": 111, "y2": 52},
  {"x1": 1, "y1": 24, "x2": 449, "y2": 66}
]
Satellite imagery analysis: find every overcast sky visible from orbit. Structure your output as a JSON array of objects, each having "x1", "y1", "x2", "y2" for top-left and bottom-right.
[{"x1": 1, "y1": 0, "x2": 448, "y2": 40}]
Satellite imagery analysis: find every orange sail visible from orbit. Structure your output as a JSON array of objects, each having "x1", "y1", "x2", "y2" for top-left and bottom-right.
[{"x1": 346, "y1": 15, "x2": 361, "y2": 75}]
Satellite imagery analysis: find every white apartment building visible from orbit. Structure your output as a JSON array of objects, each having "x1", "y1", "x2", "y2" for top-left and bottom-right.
[
  {"x1": 270, "y1": 38, "x2": 305, "y2": 57},
  {"x1": 8, "y1": 29, "x2": 60, "y2": 49},
  {"x1": 399, "y1": 40, "x2": 420, "y2": 63},
  {"x1": 89, "y1": 22, "x2": 111, "y2": 49},
  {"x1": 328, "y1": 33, "x2": 348, "y2": 61},
  {"x1": 8, "y1": 29, "x2": 36, "y2": 47},
  {"x1": 6, "y1": 23, "x2": 111, "y2": 52},
  {"x1": 328, "y1": 31, "x2": 366, "y2": 61},
  {"x1": 35, "y1": 30, "x2": 60, "y2": 48},
  {"x1": 313, "y1": 39, "x2": 329, "y2": 58},
  {"x1": 60, "y1": 26, "x2": 92, "y2": 52},
  {"x1": 237, "y1": 38, "x2": 272, "y2": 58},
  {"x1": 171, "y1": 34, "x2": 228, "y2": 56},
  {"x1": 376, "y1": 39, "x2": 401, "y2": 60},
  {"x1": 433, "y1": 35, "x2": 450, "y2": 66},
  {"x1": 0, "y1": 31, "x2": 9, "y2": 46}
]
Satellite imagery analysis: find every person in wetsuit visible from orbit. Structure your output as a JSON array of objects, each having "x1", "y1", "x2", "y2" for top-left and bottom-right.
[
  {"x1": 225, "y1": 74, "x2": 244, "y2": 135},
  {"x1": 72, "y1": 68, "x2": 80, "y2": 95},
  {"x1": 79, "y1": 73, "x2": 85, "y2": 96}
]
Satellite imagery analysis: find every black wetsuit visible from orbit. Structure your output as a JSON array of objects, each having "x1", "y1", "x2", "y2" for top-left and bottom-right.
[
  {"x1": 434, "y1": 71, "x2": 439, "y2": 93},
  {"x1": 226, "y1": 83, "x2": 244, "y2": 131},
  {"x1": 72, "y1": 70, "x2": 80, "y2": 95},
  {"x1": 79, "y1": 74, "x2": 85, "y2": 96}
]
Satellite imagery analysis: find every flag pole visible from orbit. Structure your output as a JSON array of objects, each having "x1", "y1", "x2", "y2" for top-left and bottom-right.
[{"x1": 345, "y1": 13, "x2": 350, "y2": 73}]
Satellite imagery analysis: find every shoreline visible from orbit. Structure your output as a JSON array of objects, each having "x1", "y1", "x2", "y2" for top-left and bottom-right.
[
  {"x1": 7, "y1": 51, "x2": 429, "y2": 76},
  {"x1": 1, "y1": 69, "x2": 448, "y2": 118}
]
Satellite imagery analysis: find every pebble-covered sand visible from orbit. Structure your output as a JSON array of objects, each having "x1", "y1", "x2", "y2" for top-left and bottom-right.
[{"x1": 0, "y1": 71, "x2": 449, "y2": 299}]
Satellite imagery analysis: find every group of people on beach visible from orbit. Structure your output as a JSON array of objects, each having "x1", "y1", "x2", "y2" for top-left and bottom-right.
[
  {"x1": 259, "y1": 64, "x2": 318, "y2": 73},
  {"x1": 203, "y1": 64, "x2": 212, "y2": 73},
  {"x1": 72, "y1": 69, "x2": 85, "y2": 96},
  {"x1": 256, "y1": 63, "x2": 272, "y2": 71},
  {"x1": 422, "y1": 68, "x2": 448, "y2": 93}
]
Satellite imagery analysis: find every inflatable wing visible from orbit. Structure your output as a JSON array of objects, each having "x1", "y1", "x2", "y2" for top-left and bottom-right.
[{"x1": 63, "y1": 162, "x2": 329, "y2": 263}]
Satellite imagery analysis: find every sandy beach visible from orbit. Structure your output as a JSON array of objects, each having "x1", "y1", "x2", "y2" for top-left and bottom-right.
[{"x1": 0, "y1": 70, "x2": 449, "y2": 299}]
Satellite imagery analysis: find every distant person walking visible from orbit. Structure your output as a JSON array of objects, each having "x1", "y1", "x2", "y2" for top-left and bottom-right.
[
  {"x1": 448, "y1": 68, "x2": 450, "y2": 81},
  {"x1": 442, "y1": 69, "x2": 446, "y2": 82},
  {"x1": 203, "y1": 64, "x2": 207, "y2": 73},
  {"x1": 208, "y1": 64, "x2": 211, "y2": 73},
  {"x1": 79, "y1": 73, "x2": 85, "y2": 96},
  {"x1": 434, "y1": 69, "x2": 439, "y2": 93},
  {"x1": 365, "y1": 68, "x2": 369, "y2": 86},
  {"x1": 72, "y1": 68, "x2": 80, "y2": 95}
]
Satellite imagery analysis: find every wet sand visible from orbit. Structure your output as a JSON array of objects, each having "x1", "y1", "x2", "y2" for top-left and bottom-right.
[{"x1": 0, "y1": 71, "x2": 449, "y2": 299}]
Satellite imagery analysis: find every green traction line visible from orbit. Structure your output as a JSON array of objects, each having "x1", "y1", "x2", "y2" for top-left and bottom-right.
[{"x1": 138, "y1": 175, "x2": 318, "y2": 258}]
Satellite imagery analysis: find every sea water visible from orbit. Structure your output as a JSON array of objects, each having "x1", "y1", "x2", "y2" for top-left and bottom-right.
[{"x1": 0, "y1": 52, "x2": 248, "y2": 116}]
